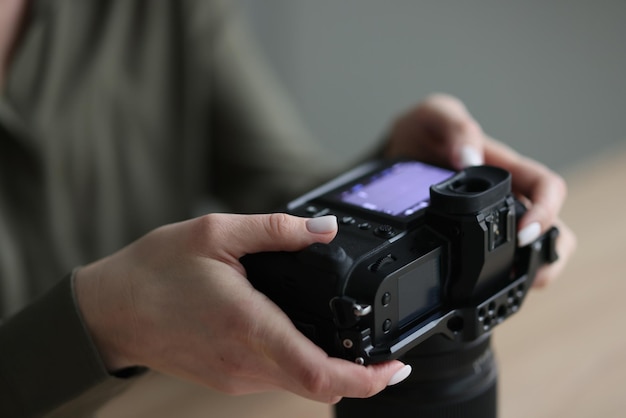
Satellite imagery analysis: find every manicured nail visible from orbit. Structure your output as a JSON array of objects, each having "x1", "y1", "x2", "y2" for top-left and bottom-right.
[
  {"x1": 459, "y1": 145, "x2": 484, "y2": 168},
  {"x1": 518, "y1": 222, "x2": 541, "y2": 247},
  {"x1": 387, "y1": 364, "x2": 412, "y2": 386},
  {"x1": 306, "y1": 215, "x2": 337, "y2": 234}
]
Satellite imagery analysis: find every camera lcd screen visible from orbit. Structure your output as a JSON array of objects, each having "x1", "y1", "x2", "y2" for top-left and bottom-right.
[
  {"x1": 336, "y1": 162, "x2": 454, "y2": 218},
  {"x1": 397, "y1": 253, "x2": 441, "y2": 326}
]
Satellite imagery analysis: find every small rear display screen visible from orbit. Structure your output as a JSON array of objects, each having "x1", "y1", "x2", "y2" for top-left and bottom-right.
[
  {"x1": 397, "y1": 254, "x2": 441, "y2": 326},
  {"x1": 336, "y1": 162, "x2": 454, "y2": 218}
]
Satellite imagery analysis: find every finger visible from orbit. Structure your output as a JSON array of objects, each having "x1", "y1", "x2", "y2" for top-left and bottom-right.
[
  {"x1": 515, "y1": 169, "x2": 567, "y2": 246},
  {"x1": 386, "y1": 94, "x2": 485, "y2": 169},
  {"x1": 416, "y1": 93, "x2": 486, "y2": 169},
  {"x1": 271, "y1": 332, "x2": 408, "y2": 403},
  {"x1": 195, "y1": 213, "x2": 338, "y2": 260},
  {"x1": 483, "y1": 138, "x2": 567, "y2": 243},
  {"x1": 248, "y1": 298, "x2": 406, "y2": 402},
  {"x1": 233, "y1": 291, "x2": 409, "y2": 403}
]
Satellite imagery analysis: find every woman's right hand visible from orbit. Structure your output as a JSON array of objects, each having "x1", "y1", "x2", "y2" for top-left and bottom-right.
[{"x1": 75, "y1": 213, "x2": 410, "y2": 404}]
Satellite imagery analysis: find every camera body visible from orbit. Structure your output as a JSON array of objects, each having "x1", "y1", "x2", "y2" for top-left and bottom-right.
[{"x1": 242, "y1": 160, "x2": 558, "y2": 365}]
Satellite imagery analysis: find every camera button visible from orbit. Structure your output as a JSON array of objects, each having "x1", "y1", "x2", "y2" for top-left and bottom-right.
[
  {"x1": 340, "y1": 216, "x2": 356, "y2": 225},
  {"x1": 358, "y1": 222, "x2": 372, "y2": 230},
  {"x1": 305, "y1": 205, "x2": 319, "y2": 214},
  {"x1": 374, "y1": 224, "x2": 396, "y2": 238},
  {"x1": 381, "y1": 292, "x2": 391, "y2": 307},
  {"x1": 383, "y1": 319, "x2": 392, "y2": 333}
]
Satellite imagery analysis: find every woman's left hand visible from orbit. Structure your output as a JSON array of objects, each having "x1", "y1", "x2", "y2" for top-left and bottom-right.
[{"x1": 384, "y1": 93, "x2": 576, "y2": 287}]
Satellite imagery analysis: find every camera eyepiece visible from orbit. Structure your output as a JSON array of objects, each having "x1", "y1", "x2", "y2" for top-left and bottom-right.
[{"x1": 430, "y1": 166, "x2": 511, "y2": 214}]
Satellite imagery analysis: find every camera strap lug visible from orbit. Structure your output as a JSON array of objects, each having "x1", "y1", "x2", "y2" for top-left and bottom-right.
[
  {"x1": 330, "y1": 296, "x2": 372, "y2": 328},
  {"x1": 353, "y1": 303, "x2": 372, "y2": 317}
]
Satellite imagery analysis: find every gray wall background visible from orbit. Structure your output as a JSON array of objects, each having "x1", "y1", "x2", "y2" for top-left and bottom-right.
[{"x1": 237, "y1": 0, "x2": 625, "y2": 172}]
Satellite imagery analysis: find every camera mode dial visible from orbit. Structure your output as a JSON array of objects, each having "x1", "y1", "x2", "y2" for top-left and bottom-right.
[{"x1": 297, "y1": 242, "x2": 352, "y2": 274}]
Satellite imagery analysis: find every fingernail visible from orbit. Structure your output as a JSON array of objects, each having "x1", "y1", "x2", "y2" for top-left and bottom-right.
[
  {"x1": 306, "y1": 215, "x2": 337, "y2": 234},
  {"x1": 518, "y1": 222, "x2": 541, "y2": 247},
  {"x1": 459, "y1": 145, "x2": 484, "y2": 168},
  {"x1": 387, "y1": 364, "x2": 412, "y2": 386}
]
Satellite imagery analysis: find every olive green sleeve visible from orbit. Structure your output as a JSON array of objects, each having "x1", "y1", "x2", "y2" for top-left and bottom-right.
[
  {"x1": 193, "y1": 2, "x2": 344, "y2": 213},
  {"x1": 0, "y1": 274, "x2": 143, "y2": 418}
]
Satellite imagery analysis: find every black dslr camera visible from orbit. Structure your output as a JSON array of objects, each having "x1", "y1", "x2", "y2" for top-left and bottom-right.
[{"x1": 242, "y1": 160, "x2": 558, "y2": 367}]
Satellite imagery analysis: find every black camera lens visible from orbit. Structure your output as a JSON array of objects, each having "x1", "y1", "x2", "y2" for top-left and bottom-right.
[{"x1": 336, "y1": 335, "x2": 497, "y2": 418}]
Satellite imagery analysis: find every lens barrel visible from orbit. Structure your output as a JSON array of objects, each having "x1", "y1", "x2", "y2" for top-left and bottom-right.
[{"x1": 335, "y1": 334, "x2": 497, "y2": 418}]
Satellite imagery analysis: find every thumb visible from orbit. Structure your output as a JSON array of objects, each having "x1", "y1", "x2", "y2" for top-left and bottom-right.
[
  {"x1": 419, "y1": 94, "x2": 485, "y2": 169},
  {"x1": 200, "y1": 213, "x2": 338, "y2": 259},
  {"x1": 387, "y1": 93, "x2": 485, "y2": 169}
]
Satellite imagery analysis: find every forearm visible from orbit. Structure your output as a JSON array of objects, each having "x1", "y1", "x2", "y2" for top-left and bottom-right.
[{"x1": 0, "y1": 273, "x2": 142, "y2": 418}]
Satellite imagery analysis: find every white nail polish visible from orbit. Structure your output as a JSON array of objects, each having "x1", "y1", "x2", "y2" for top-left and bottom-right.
[
  {"x1": 306, "y1": 215, "x2": 337, "y2": 234},
  {"x1": 518, "y1": 222, "x2": 541, "y2": 247},
  {"x1": 459, "y1": 145, "x2": 484, "y2": 168},
  {"x1": 387, "y1": 365, "x2": 412, "y2": 386}
]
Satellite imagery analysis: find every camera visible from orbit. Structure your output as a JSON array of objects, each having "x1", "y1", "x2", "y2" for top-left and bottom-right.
[{"x1": 241, "y1": 160, "x2": 558, "y2": 366}]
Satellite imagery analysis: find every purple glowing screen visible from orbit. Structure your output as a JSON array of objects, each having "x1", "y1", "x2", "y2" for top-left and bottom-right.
[{"x1": 337, "y1": 162, "x2": 454, "y2": 217}]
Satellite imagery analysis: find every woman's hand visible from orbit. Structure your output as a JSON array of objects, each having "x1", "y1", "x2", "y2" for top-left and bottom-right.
[
  {"x1": 385, "y1": 93, "x2": 576, "y2": 287},
  {"x1": 75, "y1": 213, "x2": 409, "y2": 404}
]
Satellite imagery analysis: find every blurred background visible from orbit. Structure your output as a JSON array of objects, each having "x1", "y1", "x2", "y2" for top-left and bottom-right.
[
  {"x1": 238, "y1": 0, "x2": 625, "y2": 171},
  {"x1": 100, "y1": 1, "x2": 625, "y2": 417}
]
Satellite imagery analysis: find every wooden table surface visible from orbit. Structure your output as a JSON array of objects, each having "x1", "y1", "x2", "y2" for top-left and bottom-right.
[{"x1": 98, "y1": 143, "x2": 626, "y2": 418}]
